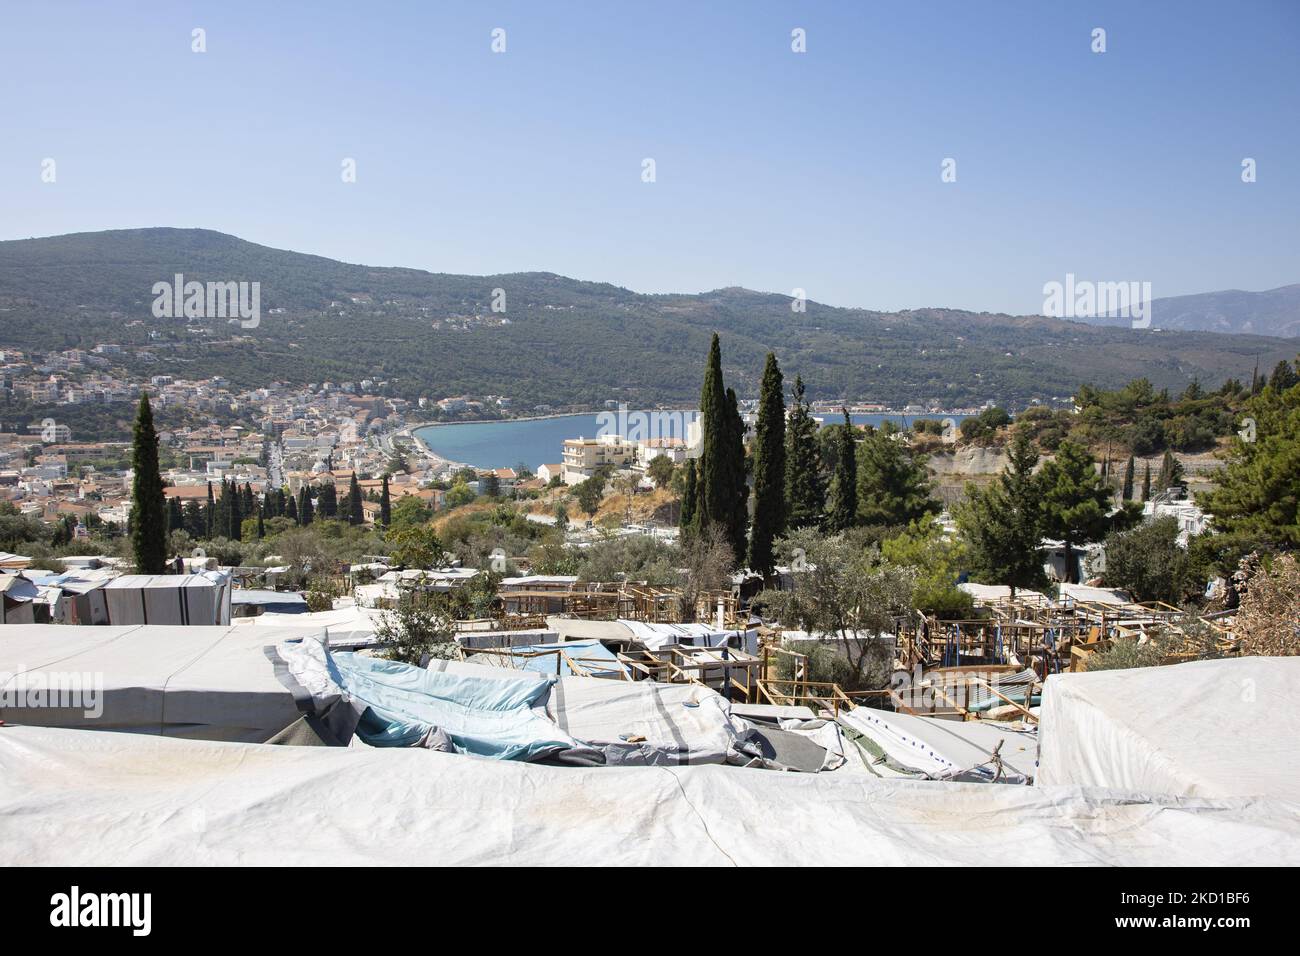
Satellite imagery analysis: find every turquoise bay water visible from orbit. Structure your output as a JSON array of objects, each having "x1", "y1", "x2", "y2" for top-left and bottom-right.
[{"x1": 414, "y1": 411, "x2": 965, "y2": 471}]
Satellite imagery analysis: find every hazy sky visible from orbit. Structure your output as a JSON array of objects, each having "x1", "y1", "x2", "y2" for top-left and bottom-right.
[{"x1": 2, "y1": 0, "x2": 1297, "y2": 314}]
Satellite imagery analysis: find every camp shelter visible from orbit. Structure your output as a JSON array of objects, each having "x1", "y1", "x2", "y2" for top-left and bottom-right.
[
  {"x1": 0, "y1": 623, "x2": 312, "y2": 741},
  {"x1": 1036, "y1": 656, "x2": 1300, "y2": 800},
  {"x1": 102, "y1": 571, "x2": 232, "y2": 626},
  {"x1": 231, "y1": 589, "x2": 308, "y2": 617},
  {"x1": 838, "y1": 707, "x2": 1037, "y2": 783},
  {"x1": 2, "y1": 724, "x2": 1298, "y2": 866}
]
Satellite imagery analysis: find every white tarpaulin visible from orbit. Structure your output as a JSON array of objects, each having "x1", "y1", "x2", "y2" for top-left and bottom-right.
[
  {"x1": 0, "y1": 623, "x2": 319, "y2": 741},
  {"x1": 839, "y1": 707, "x2": 1038, "y2": 784},
  {"x1": 1, "y1": 724, "x2": 1297, "y2": 865},
  {"x1": 1037, "y1": 656, "x2": 1300, "y2": 800}
]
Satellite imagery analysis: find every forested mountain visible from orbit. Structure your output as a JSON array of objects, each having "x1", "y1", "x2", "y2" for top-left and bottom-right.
[
  {"x1": 1, "y1": 228, "x2": 1293, "y2": 409},
  {"x1": 1085, "y1": 284, "x2": 1300, "y2": 338}
]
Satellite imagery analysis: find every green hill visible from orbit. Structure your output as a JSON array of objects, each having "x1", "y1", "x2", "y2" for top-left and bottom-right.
[{"x1": 0, "y1": 227, "x2": 1292, "y2": 409}]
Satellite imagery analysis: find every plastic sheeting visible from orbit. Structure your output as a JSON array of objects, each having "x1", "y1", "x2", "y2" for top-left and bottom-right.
[
  {"x1": 1037, "y1": 656, "x2": 1300, "y2": 800},
  {"x1": 839, "y1": 708, "x2": 1037, "y2": 783},
  {"x1": 2, "y1": 724, "x2": 1298, "y2": 866},
  {"x1": 0, "y1": 623, "x2": 315, "y2": 741},
  {"x1": 273, "y1": 638, "x2": 590, "y2": 760}
]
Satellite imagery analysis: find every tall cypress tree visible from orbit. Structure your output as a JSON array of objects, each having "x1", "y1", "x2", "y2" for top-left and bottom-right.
[
  {"x1": 380, "y1": 474, "x2": 392, "y2": 527},
  {"x1": 746, "y1": 352, "x2": 786, "y2": 574},
  {"x1": 348, "y1": 472, "x2": 364, "y2": 525},
  {"x1": 205, "y1": 481, "x2": 214, "y2": 538},
  {"x1": 1141, "y1": 461, "x2": 1152, "y2": 501},
  {"x1": 827, "y1": 409, "x2": 859, "y2": 531},
  {"x1": 299, "y1": 485, "x2": 315, "y2": 525},
  {"x1": 1121, "y1": 455, "x2": 1135, "y2": 501},
  {"x1": 695, "y1": 333, "x2": 732, "y2": 551},
  {"x1": 784, "y1": 376, "x2": 824, "y2": 529},
  {"x1": 130, "y1": 393, "x2": 168, "y2": 574},
  {"x1": 228, "y1": 478, "x2": 242, "y2": 540},
  {"x1": 679, "y1": 458, "x2": 698, "y2": 537},
  {"x1": 256, "y1": 501, "x2": 265, "y2": 539},
  {"x1": 167, "y1": 496, "x2": 183, "y2": 534},
  {"x1": 722, "y1": 387, "x2": 749, "y2": 560},
  {"x1": 286, "y1": 492, "x2": 299, "y2": 523},
  {"x1": 318, "y1": 481, "x2": 338, "y2": 518}
]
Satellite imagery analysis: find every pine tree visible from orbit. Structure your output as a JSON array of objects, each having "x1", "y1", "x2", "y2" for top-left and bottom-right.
[
  {"x1": 856, "y1": 426, "x2": 938, "y2": 527},
  {"x1": 957, "y1": 431, "x2": 1046, "y2": 597},
  {"x1": 349, "y1": 472, "x2": 364, "y2": 525},
  {"x1": 746, "y1": 352, "x2": 786, "y2": 575},
  {"x1": 129, "y1": 394, "x2": 168, "y2": 574},
  {"x1": 1121, "y1": 455, "x2": 1135, "y2": 501},
  {"x1": 784, "y1": 376, "x2": 825, "y2": 529},
  {"x1": 380, "y1": 474, "x2": 392, "y2": 527},
  {"x1": 1038, "y1": 440, "x2": 1113, "y2": 583},
  {"x1": 827, "y1": 409, "x2": 859, "y2": 532}
]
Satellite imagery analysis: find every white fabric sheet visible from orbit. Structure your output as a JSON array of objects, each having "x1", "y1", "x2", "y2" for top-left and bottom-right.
[
  {"x1": 1037, "y1": 656, "x2": 1300, "y2": 799},
  {"x1": 1, "y1": 724, "x2": 1297, "y2": 866}
]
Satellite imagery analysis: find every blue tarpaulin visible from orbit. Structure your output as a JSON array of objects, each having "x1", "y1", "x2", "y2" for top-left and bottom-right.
[{"x1": 330, "y1": 651, "x2": 587, "y2": 759}]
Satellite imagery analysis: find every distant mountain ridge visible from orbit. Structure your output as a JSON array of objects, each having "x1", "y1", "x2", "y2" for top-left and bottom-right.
[
  {"x1": 1087, "y1": 284, "x2": 1300, "y2": 337},
  {"x1": 0, "y1": 228, "x2": 1294, "y2": 409}
]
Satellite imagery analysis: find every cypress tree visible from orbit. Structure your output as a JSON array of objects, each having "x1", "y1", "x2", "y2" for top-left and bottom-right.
[
  {"x1": 349, "y1": 472, "x2": 363, "y2": 525},
  {"x1": 1141, "y1": 461, "x2": 1152, "y2": 502},
  {"x1": 228, "y1": 478, "x2": 242, "y2": 540},
  {"x1": 205, "y1": 481, "x2": 214, "y2": 538},
  {"x1": 1121, "y1": 455, "x2": 1135, "y2": 501},
  {"x1": 827, "y1": 409, "x2": 859, "y2": 531},
  {"x1": 242, "y1": 482, "x2": 255, "y2": 517},
  {"x1": 167, "y1": 496, "x2": 183, "y2": 533},
  {"x1": 299, "y1": 485, "x2": 315, "y2": 525},
  {"x1": 785, "y1": 376, "x2": 824, "y2": 529},
  {"x1": 722, "y1": 387, "x2": 749, "y2": 559},
  {"x1": 695, "y1": 333, "x2": 736, "y2": 557},
  {"x1": 183, "y1": 500, "x2": 204, "y2": 539},
  {"x1": 286, "y1": 492, "x2": 299, "y2": 523},
  {"x1": 318, "y1": 481, "x2": 338, "y2": 518},
  {"x1": 256, "y1": 502, "x2": 265, "y2": 539},
  {"x1": 129, "y1": 393, "x2": 168, "y2": 574},
  {"x1": 380, "y1": 474, "x2": 392, "y2": 527},
  {"x1": 679, "y1": 458, "x2": 698, "y2": 537},
  {"x1": 746, "y1": 352, "x2": 786, "y2": 575}
]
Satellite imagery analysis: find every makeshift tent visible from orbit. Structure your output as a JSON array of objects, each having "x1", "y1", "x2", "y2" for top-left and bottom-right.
[
  {"x1": 238, "y1": 602, "x2": 386, "y2": 648},
  {"x1": 269, "y1": 639, "x2": 759, "y2": 767},
  {"x1": 269, "y1": 638, "x2": 595, "y2": 761},
  {"x1": 0, "y1": 574, "x2": 39, "y2": 624},
  {"x1": 0, "y1": 623, "x2": 313, "y2": 741},
  {"x1": 231, "y1": 589, "x2": 308, "y2": 617},
  {"x1": 468, "y1": 639, "x2": 628, "y2": 679},
  {"x1": 2, "y1": 724, "x2": 1297, "y2": 866},
  {"x1": 1037, "y1": 656, "x2": 1300, "y2": 800},
  {"x1": 838, "y1": 707, "x2": 1037, "y2": 784},
  {"x1": 102, "y1": 571, "x2": 232, "y2": 626}
]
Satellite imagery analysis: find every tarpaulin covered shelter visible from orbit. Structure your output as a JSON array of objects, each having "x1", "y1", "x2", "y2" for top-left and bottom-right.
[
  {"x1": 1037, "y1": 656, "x2": 1300, "y2": 800},
  {"x1": 0, "y1": 623, "x2": 309, "y2": 741},
  {"x1": 2, "y1": 724, "x2": 1297, "y2": 865},
  {"x1": 102, "y1": 571, "x2": 232, "y2": 626}
]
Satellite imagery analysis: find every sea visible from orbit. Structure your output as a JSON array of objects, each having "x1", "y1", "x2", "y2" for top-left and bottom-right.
[{"x1": 413, "y1": 410, "x2": 968, "y2": 471}]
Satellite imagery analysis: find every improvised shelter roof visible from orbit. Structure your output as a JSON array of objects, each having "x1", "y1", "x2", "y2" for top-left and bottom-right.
[
  {"x1": 2, "y1": 724, "x2": 1297, "y2": 865},
  {"x1": 1037, "y1": 656, "x2": 1300, "y2": 800}
]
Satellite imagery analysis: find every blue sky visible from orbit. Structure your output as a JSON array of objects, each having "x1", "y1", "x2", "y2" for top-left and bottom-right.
[{"x1": 1, "y1": 0, "x2": 1296, "y2": 314}]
